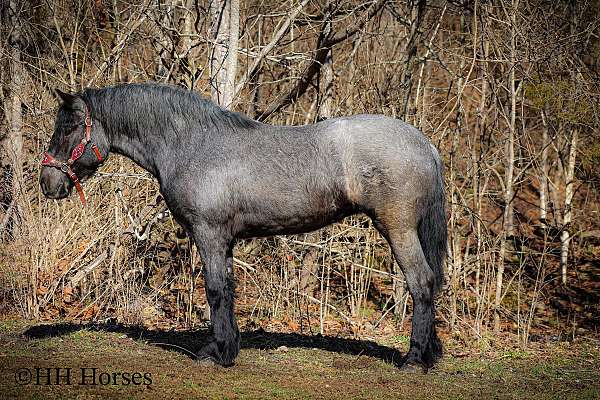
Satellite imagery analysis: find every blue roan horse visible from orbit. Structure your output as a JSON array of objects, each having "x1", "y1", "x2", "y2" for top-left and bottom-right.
[{"x1": 40, "y1": 83, "x2": 447, "y2": 372}]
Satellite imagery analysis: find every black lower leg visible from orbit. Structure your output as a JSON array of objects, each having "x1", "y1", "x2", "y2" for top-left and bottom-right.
[
  {"x1": 195, "y1": 231, "x2": 240, "y2": 366},
  {"x1": 389, "y1": 230, "x2": 442, "y2": 371},
  {"x1": 403, "y1": 293, "x2": 441, "y2": 369}
]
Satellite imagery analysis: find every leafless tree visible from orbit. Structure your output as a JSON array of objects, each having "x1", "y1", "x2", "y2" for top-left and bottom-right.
[{"x1": 209, "y1": 0, "x2": 239, "y2": 107}]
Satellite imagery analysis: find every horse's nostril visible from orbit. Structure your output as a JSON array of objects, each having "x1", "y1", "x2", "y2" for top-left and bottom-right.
[
  {"x1": 41, "y1": 180, "x2": 48, "y2": 195},
  {"x1": 60, "y1": 181, "x2": 69, "y2": 196}
]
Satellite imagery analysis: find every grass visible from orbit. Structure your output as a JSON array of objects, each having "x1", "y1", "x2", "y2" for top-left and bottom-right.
[{"x1": 0, "y1": 318, "x2": 598, "y2": 399}]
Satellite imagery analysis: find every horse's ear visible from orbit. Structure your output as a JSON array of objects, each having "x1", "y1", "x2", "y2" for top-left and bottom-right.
[{"x1": 55, "y1": 89, "x2": 78, "y2": 106}]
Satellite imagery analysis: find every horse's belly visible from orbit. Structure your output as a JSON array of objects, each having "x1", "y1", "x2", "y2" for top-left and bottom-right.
[
  {"x1": 237, "y1": 213, "x2": 350, "y2": 238},
  {"x1": 235, "y1": 195, "x2": 355, "y2": 239}
]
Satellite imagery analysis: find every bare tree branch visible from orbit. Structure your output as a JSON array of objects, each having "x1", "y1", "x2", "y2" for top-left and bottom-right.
[
  {"x1": 257, "y1": 0, "x2": 387, "y2": 121},
  {"x1": 231, "y1": 0, "x2": 310, "y2": 105}
]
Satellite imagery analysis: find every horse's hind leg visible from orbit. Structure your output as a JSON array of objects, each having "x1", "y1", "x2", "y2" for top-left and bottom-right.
[
  {"x1": 192, "y1": 225, "x2": 240, "y2": 366},
  {"x1": 381, "y1": 226, "x2": 442, "y2": 372}
]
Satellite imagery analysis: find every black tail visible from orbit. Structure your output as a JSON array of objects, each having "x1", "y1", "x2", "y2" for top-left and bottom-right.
[{"x1": 417, "y1": 144, "x2": 448, "y2": 295}]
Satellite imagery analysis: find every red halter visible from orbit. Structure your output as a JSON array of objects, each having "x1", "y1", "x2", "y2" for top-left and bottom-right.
[{"x1": 41, "y1": 105, "x2": 103, "y2": 207}]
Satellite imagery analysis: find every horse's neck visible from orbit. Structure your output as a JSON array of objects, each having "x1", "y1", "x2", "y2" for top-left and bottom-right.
[
  {"x1": 108, "y1": 128, "x2": 162, "y2": 178},
  {"x1": 90, "y1": 94, "x2": 166, "y2": 179}
]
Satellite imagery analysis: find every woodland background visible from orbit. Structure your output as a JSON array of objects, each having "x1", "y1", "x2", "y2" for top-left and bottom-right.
[{"x1": 0, "y1": 0, "x2": 599, "y2": 351}]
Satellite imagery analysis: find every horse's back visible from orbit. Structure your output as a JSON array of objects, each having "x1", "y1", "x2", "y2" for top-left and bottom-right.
[{"x1": 319, "y1": 114, "x2": 434, "y2": 156}]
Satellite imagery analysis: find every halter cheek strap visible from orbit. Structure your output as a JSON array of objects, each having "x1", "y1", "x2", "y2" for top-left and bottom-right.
[{"x1": 41, "y1": 106, "x2": 103, "y2": 207}]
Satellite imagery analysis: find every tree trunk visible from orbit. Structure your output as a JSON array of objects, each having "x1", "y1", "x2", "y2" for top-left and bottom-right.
[
  {"x1": 560, "y1": 2, "x2": 580, "y2": 286},
  {"x1": 473, "y1": 5, "x2": 489, "y2": 333},
  {"x1": 318, "y1": 51, "x2": 333, "y2": 120},
  {"x1": 154, "y1": 0, "x2": 174, "y2": 81},
  {"x1": 448, "y1": 13, "x2": 466, "y2": 329},
  {"x1": 400, "y1": 0, "x2": 427, "y2": 120},
  {"x1": 560, "y1": 128, "x2": 578, "y2": 285},
  {"x1": 495, "y1": 0, "x2": 519, "y2": 333},
  {"x1": 1, "y1": 0, "x2": 25, "y2": 238},
  {"x1": 317, "y1": 2, "x2": 334, "y2": 120},
  {"x1": 209, "y1": 0, "x2": 239, "y2": 108},
  {"x1": 540, "y1": 108, "x2": 550, "y2": 225}
]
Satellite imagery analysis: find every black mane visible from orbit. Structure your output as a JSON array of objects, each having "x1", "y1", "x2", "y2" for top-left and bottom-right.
[{"x1": 82, "y1": 83, "x2": 261, "y2": 139}]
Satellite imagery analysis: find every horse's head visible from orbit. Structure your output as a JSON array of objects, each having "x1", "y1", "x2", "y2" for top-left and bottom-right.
[{"x1": 40, "y1": 90, "x2": 108, "y2": 204}]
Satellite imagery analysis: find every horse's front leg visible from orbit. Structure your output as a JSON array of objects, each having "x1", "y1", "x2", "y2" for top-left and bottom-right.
[{"x1": 192, "y1": 225, "x2": 240, "y2": 366}]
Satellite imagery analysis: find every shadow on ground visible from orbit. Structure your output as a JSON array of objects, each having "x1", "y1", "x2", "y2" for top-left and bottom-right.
[{"x1": 23, "y1": 322, "x2": 405, "y2": 367}]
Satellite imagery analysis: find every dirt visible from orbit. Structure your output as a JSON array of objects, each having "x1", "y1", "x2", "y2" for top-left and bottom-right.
[{"x1": 0, "y1": 318, "x2": 598, "y2": 400}]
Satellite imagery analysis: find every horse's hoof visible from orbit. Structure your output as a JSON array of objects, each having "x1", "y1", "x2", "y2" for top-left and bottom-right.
[
  {"x1": 196, "y1": 354, "x2": 218, "y2": 367},
  {"x1": 197, "y1": 341, "x2": 237, "y2": 367},
  {"x1": 400, "y1": 361, "x2": 426, "y2": 374}
]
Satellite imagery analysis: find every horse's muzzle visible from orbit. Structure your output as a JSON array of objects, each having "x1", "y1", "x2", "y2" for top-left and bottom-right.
[{"x1": 40, "y1": 167, "x2": 72, "y2": 199}]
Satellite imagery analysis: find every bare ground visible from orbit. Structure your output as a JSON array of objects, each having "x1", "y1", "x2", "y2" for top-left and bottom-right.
[{"x1": 0, "y1": 318, "x2": 598, "y2": 400}]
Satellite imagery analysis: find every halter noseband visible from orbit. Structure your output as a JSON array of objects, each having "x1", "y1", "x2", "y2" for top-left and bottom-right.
[{"x1": 41, "y1": 104, "x2": 103, "y2": 207}]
